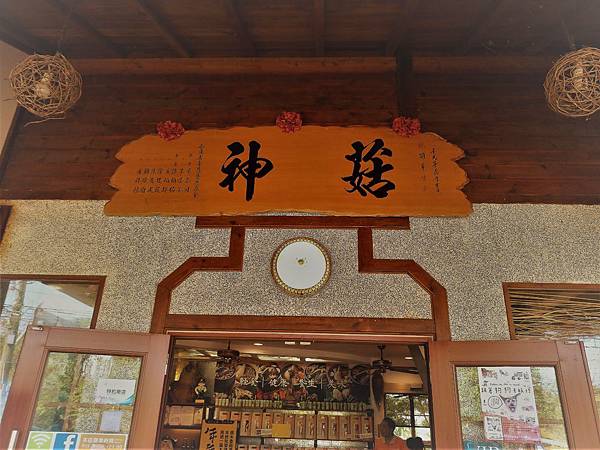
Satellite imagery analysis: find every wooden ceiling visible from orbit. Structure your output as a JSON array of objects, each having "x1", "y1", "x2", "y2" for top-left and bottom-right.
[
  {"x1": 2, "y1": 1, "x2": 600, "y2": 205},
  {"x1": 1, "y1": 0, "x2": 599, "y2": 59}
]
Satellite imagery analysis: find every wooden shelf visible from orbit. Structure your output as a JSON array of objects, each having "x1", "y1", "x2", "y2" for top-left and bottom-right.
[
  {"x1": 162, "y1": 425, "x2": 202, "y2": 430},
  {"x1": 167, "y1": 402, "x2": 205, "y2": 407}
]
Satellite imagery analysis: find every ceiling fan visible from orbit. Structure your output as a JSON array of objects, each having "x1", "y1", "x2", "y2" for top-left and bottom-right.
[
  {"x1": 216, "y1": 341, "x2": 241, "y2": 363},
  {"x1": 370, "y1": 344, "x2": 419, "y2": 407}
]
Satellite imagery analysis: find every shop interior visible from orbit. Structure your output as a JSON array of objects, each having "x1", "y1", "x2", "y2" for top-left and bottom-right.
[{"x1": 159, "y1": 339, "x2": 431, "y2": 450}]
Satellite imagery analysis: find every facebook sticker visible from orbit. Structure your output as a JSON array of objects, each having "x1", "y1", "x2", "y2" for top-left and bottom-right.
[{"x1": 53, "y1": 433, "x2": 79, "y2": 450}]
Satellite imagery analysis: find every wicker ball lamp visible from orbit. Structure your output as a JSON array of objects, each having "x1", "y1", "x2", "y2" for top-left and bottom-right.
[
  {"x1": 9, "y1": 53, "x2": 82, "y2": 120},
  {"x1": 544, "y1": 47, "x2": 600, "y2": 118}
]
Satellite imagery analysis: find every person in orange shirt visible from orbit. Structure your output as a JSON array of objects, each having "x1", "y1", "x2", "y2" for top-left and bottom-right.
[{"x1": 375, "y1": 417, "x2": 409, "y2": 450}]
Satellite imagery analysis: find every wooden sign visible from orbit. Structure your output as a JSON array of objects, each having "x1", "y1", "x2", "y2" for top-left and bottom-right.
[
  {"x1": 199, "y1": 421, "x2": 238, "y2": 450},
  {"x1": 104, "y1": 126, "x2": 471, "y2": 217}
]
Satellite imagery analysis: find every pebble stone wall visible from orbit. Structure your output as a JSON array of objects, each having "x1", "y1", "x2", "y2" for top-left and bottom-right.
[{"x1": 1, "y1": 201, "x2": 599, "y2": 340}]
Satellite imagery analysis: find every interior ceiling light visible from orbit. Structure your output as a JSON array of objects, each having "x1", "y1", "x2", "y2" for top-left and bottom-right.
[
  {"x1": 405, "y1": 356, "x2": 414, "y2": 360},
  {"x1": 253, "y1": 342, "x2": 264, "y2": 346},
  {"x1": 284, "y1": 341, "x2": 296, "y2": 345},
  {"x1": 304, "y1": 357, "x2": 328, "y2": 363},
  {"x1": 257, "y1": 355, "x2": 301, "y2": 362},
  {"x1": 299, "y1": 341, "x2": 312, "y2": 346}
]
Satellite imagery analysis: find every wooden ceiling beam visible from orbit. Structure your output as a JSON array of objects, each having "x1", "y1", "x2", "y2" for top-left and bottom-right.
[
  {"x1": 0, "y1": 17, "x2": 51, "y2": 54},
  {"x1": 135, "y1": 0, "x2": 191, "y2": 57},
  {"x1": 314, "y1": 0, "x2": 325, "y2": 56},
  {"x1": 46, "y1": 0, "x2": 126, "y2": 57},
  {"x1": 223, "y1": 0, "x2": 256, "y2": 56},
  {"x1": 70, "y1": 56, "x2": 554, "y2": 76},
  {"x1": 385, "y1": 0, "x2": 420, "y2": 56},
  {"x1": 457, "y1": 0, "x2": 512, "y2": 54},
  {"x1": 529, "y1": 2, "x2": 594, "y2": 54}
]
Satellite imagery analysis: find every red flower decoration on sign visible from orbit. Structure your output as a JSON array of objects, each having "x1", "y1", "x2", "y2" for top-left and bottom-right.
[
  {"x1": 276, "y1": 111, "x2": 302, "y2": 133},
  {"x1": 392, "y1": 116, "x2": 421, "y2": 137},
  {"x1": 156, "y1": 121, "x2": 185, "y2": 141}
]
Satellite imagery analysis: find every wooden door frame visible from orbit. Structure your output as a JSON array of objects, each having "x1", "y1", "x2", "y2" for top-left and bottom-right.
[
  {"x1": 0, "y1": 326, "x2": 170, "y2": 450},
  {"x1": 430, "y1": 339, "x2": 600, "y2": 450},
  {"x1": 150, "y1": 222, "x2": 451, "y2": 341}
]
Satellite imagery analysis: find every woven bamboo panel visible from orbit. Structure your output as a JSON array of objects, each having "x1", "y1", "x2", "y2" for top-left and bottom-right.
[{"x1": 508, "y1": 286, "x2": 600, "y2": 340}]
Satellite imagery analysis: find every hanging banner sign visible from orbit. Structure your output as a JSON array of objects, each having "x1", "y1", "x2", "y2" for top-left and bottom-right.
[
  {"x1": 477, "y1": 367, "x2": 541, "y2": 443},
  {"x1": 104, "y1": 127, "x2": 471, "y2": 217}
]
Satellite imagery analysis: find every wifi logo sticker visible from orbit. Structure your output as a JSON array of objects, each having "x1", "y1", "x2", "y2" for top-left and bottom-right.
[{"x1": 26, "y1": 431, "x2": 54, "y2": 450}]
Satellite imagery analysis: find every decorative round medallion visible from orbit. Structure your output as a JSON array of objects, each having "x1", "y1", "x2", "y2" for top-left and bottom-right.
[{"x1": 271, "y1": 237, "x2": 331, "y2": 296}]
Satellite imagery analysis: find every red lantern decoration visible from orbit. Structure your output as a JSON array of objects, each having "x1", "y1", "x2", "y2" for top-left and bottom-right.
[
  {"x1": 156, "y1": 120, "x2": 185, "y2": 141},
  {"x1": 392, "y1": 116, "x2": 421, "y2": 137},
  {"x1": 276, "y1": 111, "x2": 302, "y2": 133}
]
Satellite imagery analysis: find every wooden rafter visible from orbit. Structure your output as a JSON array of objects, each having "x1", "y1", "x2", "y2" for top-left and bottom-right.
[
  {"x1": 385, "y1": 0, "x2": 420, "y2": 56},
  {"x1": 314, "y1": 0, "x2": 325, "y2": 56},
  {"x1": 46, "y1": 0, "x2": 126, "y2": 57},
  {"x1": 0, "y1": 17, "x2": 51, "y2": 54},
  {"x1": 528, "y1": 2, "x2": 593, "y2": 54},
  {"x1": 135, "y1": 0, "x2": 191, "y2": 57},
  {"x1": 223, "y1": 0, "x2": 255, "y2": 56},
  {"x1": 457, "y1": 0, "x2": 511, "y2": 54}
]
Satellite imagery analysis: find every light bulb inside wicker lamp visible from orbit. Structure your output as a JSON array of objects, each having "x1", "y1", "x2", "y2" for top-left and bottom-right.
[
  {"x1": 544, "y1": 47, "x2": 600, "y2": 118},
  {"x1": 9, "y1": 53, "x2": 82, "y2": 120}
]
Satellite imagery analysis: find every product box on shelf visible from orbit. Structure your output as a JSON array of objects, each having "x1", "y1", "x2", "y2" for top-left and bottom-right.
[
  {"x1": 262, "y1": 412, "x2": 273, "y2": 431},
  {"x1": 168, "y1": 406, "x2": 182, "y2": 426},
  {"x1": 180, "y1": 406, "x2": 196, "y2": 426},
  {"x1": 294, "y1": 414, "x2": 306, "y2": 438},
  {"x1": 351, "y1": 415, "x2": 362, "y2": 440},
  {"x1": 251, "y1": 412, "x2": 263, "y2": 436},
  {"x1": 193, "y1": 408, "x2": 204, "y2": 426},
  {"x1": 219, "y1": 410, "x2": 232, "y2": 421},
  {"x1": 240, "y1": 412, "x2": 253, "y2": 436},
  {"x1": 327, "y1": 415, "x2": 339, "y2": 440},
  {"x1": 305, "y1": 414, "x2": 316, "y2": 439},
  {"x1": 339, "y1": 415, "x2": 352, "y2": 440},
  {"x1": 284, "y1": 414, "x2": 295, "y2": 437},
  {"x1": 316, "y1": 414, "x2": 328, "y2": 440},
  {"x1": 361, "y1": 415, "x2": 373, "y2": 439}
]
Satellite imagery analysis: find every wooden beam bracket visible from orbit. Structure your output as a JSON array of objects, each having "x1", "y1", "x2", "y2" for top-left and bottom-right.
[{"x1": 151, "y1": 224, "x2": 450, "y2": 342}]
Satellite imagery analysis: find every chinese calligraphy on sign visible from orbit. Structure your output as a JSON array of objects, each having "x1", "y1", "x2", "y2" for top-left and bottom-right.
[
  {"x1": 219, "y1": 140, "x2": 274, "y2": 201},
  {"x1": 199, "y1": 422, "x2": 237, "y2": 450},
  {"x1": 342, "y1": 139, "x2": 395, "y2": 198},
  {"x1": 105, "y1": 126, "x2": 471, "y2": 217}
]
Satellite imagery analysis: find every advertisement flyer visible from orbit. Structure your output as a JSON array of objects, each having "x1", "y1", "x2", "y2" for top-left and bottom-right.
[
  {"x1": 25, "y1": 432, "x2": 127, "y2": 450},
  {"x1": 477, "y1": 367, "x2": 541, "y2": 443},
  {"x1": 94, "y1": 378, "x2": 137, "y2": 405}
]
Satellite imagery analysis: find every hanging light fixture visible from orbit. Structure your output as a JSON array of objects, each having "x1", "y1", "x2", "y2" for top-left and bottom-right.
[
  {"x1": 8, "y1": 3, "x2": 82, "y2": 124},
  {"x1": 9, "y1": 53, "x2": 82, "y2": 122},
  {"x1": 544, "y1": 20, "x2": 600, "y2": 118}
]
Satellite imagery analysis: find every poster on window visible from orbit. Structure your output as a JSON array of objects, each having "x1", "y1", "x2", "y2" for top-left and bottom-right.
[
  {"x1": 478, "y1": 367, "x2": 540, "y2": 443},
  {"x1": 95, "y1": 378, "x2": 137, "y2": 405}
]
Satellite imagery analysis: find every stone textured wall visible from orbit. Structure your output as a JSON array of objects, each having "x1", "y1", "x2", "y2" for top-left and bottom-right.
[{"x1": 1, "y1": 201, "x2": 599, "y2": 340}]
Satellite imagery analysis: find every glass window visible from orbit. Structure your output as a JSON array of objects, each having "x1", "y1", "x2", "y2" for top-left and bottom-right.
[
  {"x1": 385, "y1": 393, "x2": 431, "y2": 445},
  {"x1": 25, "y1": 352, "x2": 141, "y2": 449},
  {"x1": 456, "y1": 366, "x2": 568, "y2": 450},
  {"x1": 506, "y1": 283, "x2": 600, "y2": 421},
  {"x1": 0, "y1": 277, "x2": 103, "y2": 420}
]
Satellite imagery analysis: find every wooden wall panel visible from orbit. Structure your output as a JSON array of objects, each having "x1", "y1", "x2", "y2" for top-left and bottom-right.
[{"x1": 2, "y1": 66, "x2": 600, "y2": 204}]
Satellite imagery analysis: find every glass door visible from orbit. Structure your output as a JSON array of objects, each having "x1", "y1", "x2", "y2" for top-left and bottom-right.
[
  {"x1": 429, "y1": 340, "x2": 600, "y2": 450},
  {"x1": 0, "y1": 326, "x2": 170, "y2": 450}
]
